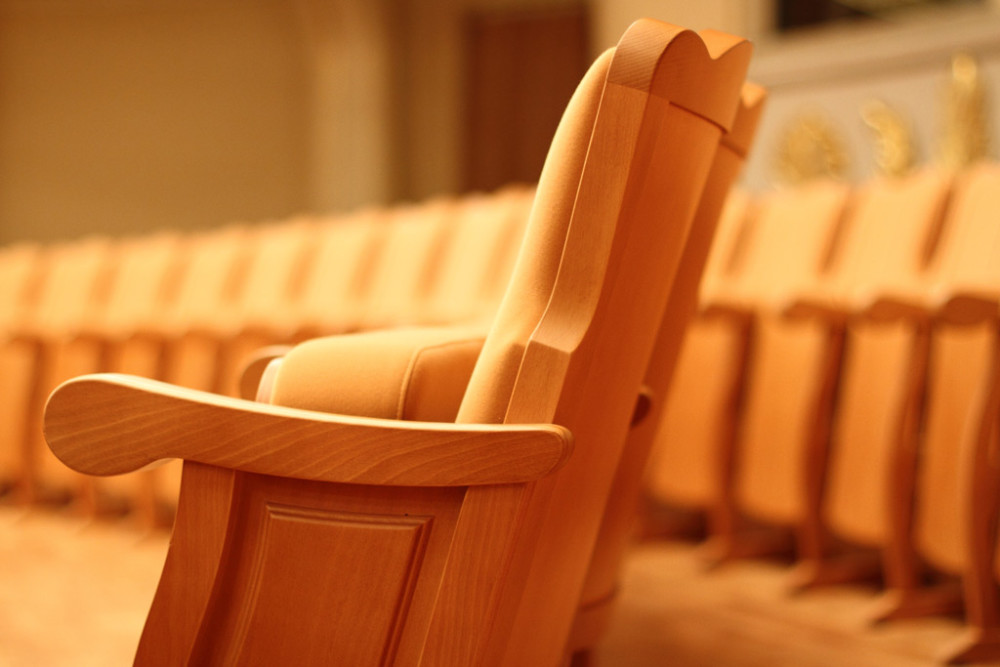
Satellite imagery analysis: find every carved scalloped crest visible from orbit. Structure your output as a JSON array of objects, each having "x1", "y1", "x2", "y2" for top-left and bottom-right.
[{"x1": 608, "y1": 19, "x2": 753, "y2": 132}]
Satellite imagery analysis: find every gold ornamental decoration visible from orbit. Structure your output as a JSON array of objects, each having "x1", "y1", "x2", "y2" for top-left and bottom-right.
[
  {"x1": 939, "y1": 52, "x2": 990, "y2": 170},
  {"x1": 773, "y1": 113, "x2": 849, "y2": 185},
  {"x1": 861, "y1": 100, "x2": 915, "y2": 178}
]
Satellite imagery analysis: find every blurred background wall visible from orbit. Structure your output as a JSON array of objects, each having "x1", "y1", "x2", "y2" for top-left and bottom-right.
[{"x1": 1, "y1": 0, "x2": 999, "y2": 244}]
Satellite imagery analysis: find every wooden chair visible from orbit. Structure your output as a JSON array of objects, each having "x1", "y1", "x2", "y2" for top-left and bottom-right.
[
  {"x1": 781, "y1": 169, "x2": 953, "y2": 587},
  {"x1": 860, "y1": 163, "x2": 1000, "y2": 663},
  {"x1": 44, "y1": 20, "x2": 750, "y2": 665},
  {"x1": 0, "y1": 242, "x2": 45, "y2": 494},
  {"x1": 642, "y1": 191, "x2": 753, "y2": 535},
  {"x1": 567, "y1": 81, "x2": 767, "y2": 661},
  {"x1": 31, "y1": 231, "x2": 187, "y2": 515},
  {"x1": 420, "y1": 186, "x2": 534, "y2": 326},
  {"x1": 353, "y1": 198, "x2": 459, "y2": 331},
  {"x1": 112, "y1": 224, "x2": 255, "y2": 515},
  {"x1": 651, "y1": 181, "x2": 849, "y2": 561},
  {"x1": 204, "y1": 218, "x2": 318, "y2": 397}
]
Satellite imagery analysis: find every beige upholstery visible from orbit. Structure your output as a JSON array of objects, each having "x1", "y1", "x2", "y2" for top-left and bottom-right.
[
  {"x1": 457, "y1": 48, "x2": 615, "y2": 426},
  {"x1": 271, "y1": 325, "x2": 486, "y2": 422}
]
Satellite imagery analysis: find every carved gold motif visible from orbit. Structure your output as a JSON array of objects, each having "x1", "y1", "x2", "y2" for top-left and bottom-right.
[
  {"x1": 861, "y1": 100, "x2": 915, "y2": 178},
  {"x1": 774, "y1": 114, "x2": 849, "y2": 185},
  {"x1": 940, "y1": 52, "x2": 990, "y2": 170}
]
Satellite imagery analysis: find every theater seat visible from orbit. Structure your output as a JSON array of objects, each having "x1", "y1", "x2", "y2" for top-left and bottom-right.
[{"x1": 43, "y1": 19, "x2": 752, "y2": 665}]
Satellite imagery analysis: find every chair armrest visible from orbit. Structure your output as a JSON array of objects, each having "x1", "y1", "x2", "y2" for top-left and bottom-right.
[
  {"x1": 44, "y1": 374, "x2": 572, "y2": 487},
  {"x1": 700, "y1": 298, "x2": 754, "y2": 325},
  {"x1": 782, "y1": 295, "x2": 850, "y2": 325},
  {"x1": 940, "y1": 290, "x2": 1000, "y2": 325},
  {"x1": 238, "y1": 344, "x2": 294, "y2": 400},
  {"x1": 864, "y1": 293, "x2": 933, "y2": 323}
]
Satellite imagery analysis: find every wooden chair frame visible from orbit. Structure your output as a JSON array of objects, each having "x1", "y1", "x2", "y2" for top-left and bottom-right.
[{"x1": 44, "y1": 20, "x2": 751, "y2": 665}]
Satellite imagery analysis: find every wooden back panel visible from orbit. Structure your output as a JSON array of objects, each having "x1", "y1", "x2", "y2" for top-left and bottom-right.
[
  {"x1": 732, "y1": 183, "x2": 850, "y2": 525},
  {"x1": 644, "y1": 193, "x2": 753, "y2": 507},
  {"x1": 911, "y1": 165, "x2": 1000, "y2": 574},
  {"x1": 233, "y1": 218, "x2": 317, "y2": 329},
  {"x1": 94, "y1": 232, "x2": 186, "y2": 337},
  {"x1": 820, "y1": 171, "x2": 952, "y2": 547},
  {"x1": 723, "y1": 183, "x2": 848, "y2": 310}
]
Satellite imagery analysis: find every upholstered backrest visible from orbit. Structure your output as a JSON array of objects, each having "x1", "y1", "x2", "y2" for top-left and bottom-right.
[{"x1": 455, "y1": 47, "x2": 615, "y2": 425}]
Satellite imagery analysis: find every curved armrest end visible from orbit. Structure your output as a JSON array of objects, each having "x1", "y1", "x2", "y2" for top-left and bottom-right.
[
  {"x1": 864, "y1": 295, "x2": 931, "y2": 323},
  {"x1": 940, "y1": 292, "x2": 1000, "y2": 326},
  {"x1": 783, "y1": 297, "x2": 850, "y2": 324},
  {"x1": 44, "y1": 374, "x2": 573, "y2": 486},
  {"x1": 700, "y1": 300, "x2": 754, "y2": 325}
]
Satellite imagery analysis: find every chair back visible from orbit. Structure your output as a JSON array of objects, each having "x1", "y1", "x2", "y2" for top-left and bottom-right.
[{"x1": 448, "y1": 21, "x2": 751, "y2": 663}]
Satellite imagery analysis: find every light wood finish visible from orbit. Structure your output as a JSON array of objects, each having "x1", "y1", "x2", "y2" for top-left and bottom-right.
[
  {"x1": 34, "y1": 232, "x2": 186, "y2": 516},
  {"x1": 569, "y1": 81, "x2": 766, "y2": 657},
  {"x1": 421, "y1": 186, "x2": 533, "y2": 326},
  {"x1": 3, "y1": 237, "x2": 115, "y2": 504},
  {"x1": 203, "y1": 218, "x2": 317, "y2": 397},
  {"x1": 0, "y1": 506, "x2": 985, "y2": 667},
  {"x1": 0, "y1": 242, "x2": 44, "y2": 493},
  {"x1": 642, "y1": 192, "x2": 756, "y2": 530},
  {"x1": 354, "y1": 198, "x2": 457, "y2": 330},
  {"x1": 780, "y1": 170, "x2": 953, "y2": 585},
  {"x1": 43, "y1": 19, "x2": 751, "y2": 665},
  {"x1": 695, "y1": 182, "x2": 849, "y2": 560},
  {"x1": 859, "y1": 164, "x2": 1000, "y2": 662},
  {"x1": 45, "y1": 374, "x2": 571, "y2": 487},
  {"x1": 0, "y1": 243, "x2": 43, "y2": 334}
]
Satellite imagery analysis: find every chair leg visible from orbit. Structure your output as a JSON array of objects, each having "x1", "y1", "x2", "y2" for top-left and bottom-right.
[
  {"x1": 797, "y1": 326, "x2": 847, "y2": 568},
  {"x1": 877, "y1": 324, "x2": 933, "y2": 621},
  {"x1": 790, "y1": 549, "x2": 882, "y2": 591},
  {"x1": 947, "y1": 336, "x2": 1000, "y2": 664},
  {"x1": 871, "y1": 580, "x2": 964, "y2": 624}
]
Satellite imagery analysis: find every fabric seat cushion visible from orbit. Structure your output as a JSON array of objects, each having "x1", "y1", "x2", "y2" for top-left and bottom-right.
[{"x1": 269, "y1": 325, "x2": 487, "y2": 422}]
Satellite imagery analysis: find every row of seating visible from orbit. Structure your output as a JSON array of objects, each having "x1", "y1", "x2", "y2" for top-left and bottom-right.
[
  {"x1": 645, "y1": 162, "x2": 1000, "y2": 662},
  {"x1": 0, "y1": 187, "x2": 534, "y2": 523}
]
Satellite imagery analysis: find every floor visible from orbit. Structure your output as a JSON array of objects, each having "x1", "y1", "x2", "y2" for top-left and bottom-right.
[{"x1": 0, "y1": 506, "x2": 992, "y2": 666}]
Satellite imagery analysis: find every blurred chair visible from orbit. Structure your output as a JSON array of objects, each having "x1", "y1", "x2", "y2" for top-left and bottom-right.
[
  {"x1": 860, "y1": 163, "x2": 1000, "y2": 663},
  {"x1": 0, "y1": 242, "x2": 45, "y2": 494},
  {"x1": 649, "y1": 181, "x2": 849, "y2": 561},
  {"x1": 784, "y1": 169, "x2": 952, "y2": 586}
]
